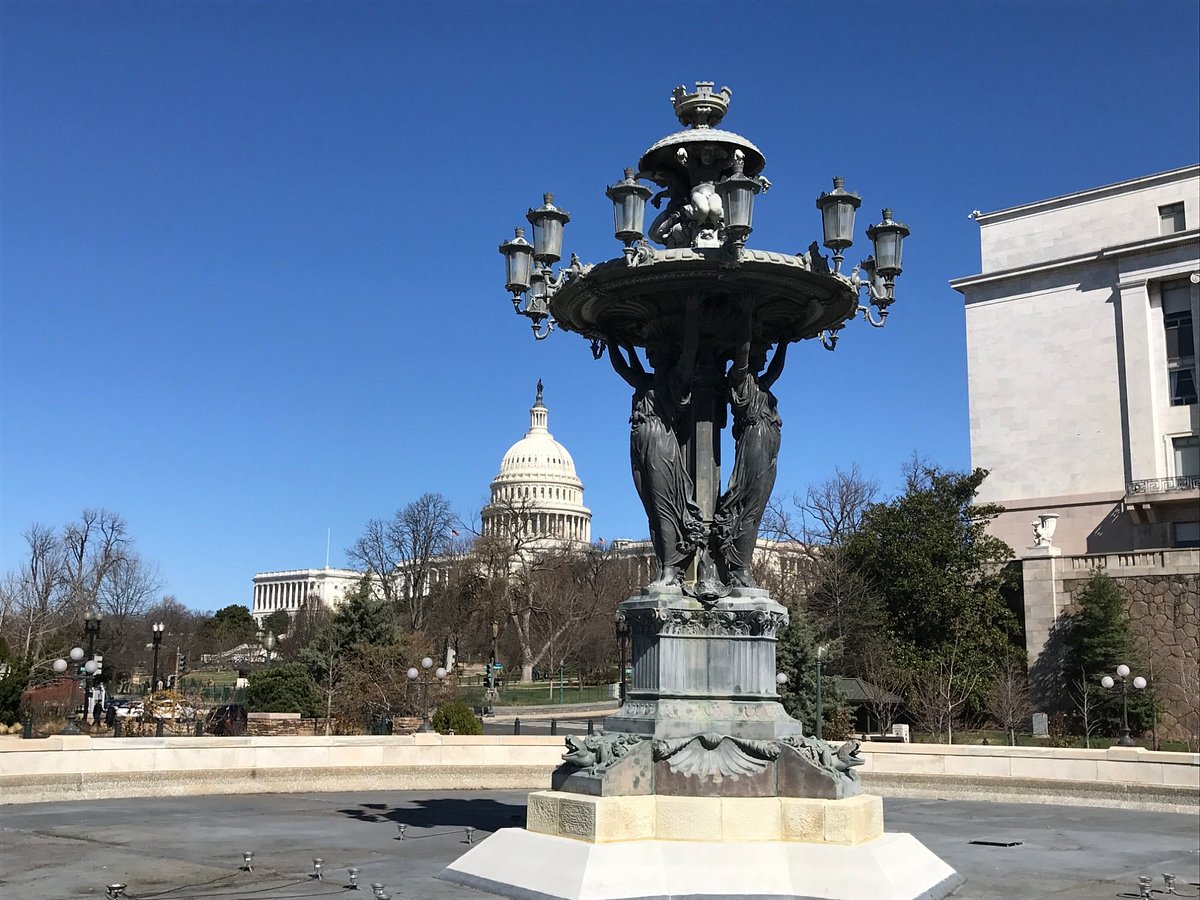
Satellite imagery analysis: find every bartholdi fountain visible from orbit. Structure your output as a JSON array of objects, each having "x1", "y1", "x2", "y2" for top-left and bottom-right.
[{"x1": 442, "y1": 82, "x2": 960, "y2": 900}]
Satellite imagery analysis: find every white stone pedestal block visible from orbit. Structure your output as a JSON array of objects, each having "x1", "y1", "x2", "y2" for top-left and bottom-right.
[{"x1": 440, "y1": 827, "x2": 962, "y2": 899}]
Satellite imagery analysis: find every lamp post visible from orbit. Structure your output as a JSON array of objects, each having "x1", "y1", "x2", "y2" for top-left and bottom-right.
[
  {"x1": 407, "y1": 657, "x2": 448, "y2": 733},
  {"x1": 1101, "y1": 663, "x2": 1147, "y2": 747},
  {"x1": 264, "y1": 632, "x2": 276, "y2": 668},
  {"x1": 53, "y1": 648, "x2": 97, "y2": 735},
  {"x1": 150, "y1": 622, "x2": 165, "y2": 693},
  {"x1": 83, "y1": 609, "x2": 103, "y2": 714},
  {"x1": 486, "y1": 621, "x2": 499, "y2": 714},
  {"x1": 815, "y1": 645, "x2": 827, "y2": 741},
  {"x1": 615, "y1": 619, "x2": 630, "y2": 706}
]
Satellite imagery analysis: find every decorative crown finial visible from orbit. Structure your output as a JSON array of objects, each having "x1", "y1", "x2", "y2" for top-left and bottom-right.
[{"x1": 671, "y1": 81, "x2": 732, "y2": 129}]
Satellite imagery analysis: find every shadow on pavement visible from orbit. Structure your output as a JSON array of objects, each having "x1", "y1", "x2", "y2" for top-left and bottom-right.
[{"x1": 336, "y1": 797, "x2": 527, "y2": 834}]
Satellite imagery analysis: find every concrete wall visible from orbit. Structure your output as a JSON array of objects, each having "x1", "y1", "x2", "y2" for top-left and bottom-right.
[
  {"x1": 2, "y1": 733, "x2": 1195, "y2": 813},
  {"x1": 1022, "y1": 548, "x2": 1200, "y2": 742}
]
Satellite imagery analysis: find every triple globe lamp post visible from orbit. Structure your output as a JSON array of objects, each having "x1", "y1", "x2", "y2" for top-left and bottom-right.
[
  {"x1": 1100, "y1": 663, "x2": 1147, "y2": 747},
  {"x1": 52, "y1": 647, "x2": 99, "y2": 735},
  {"x1": 407, "y1": 657, "x2": 448, "y2": 733}
]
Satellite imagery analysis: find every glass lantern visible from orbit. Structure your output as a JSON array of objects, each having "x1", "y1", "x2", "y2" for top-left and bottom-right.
[
  {"x1": 526, "y1": 193, "x2": 571, "y2": 266},
  {"x1": 499, "y1": 227, "x2": 534, "y2": 298},
  {"x1": 815, "y1": 176, "x2": 861, "y2": 273},
  {"x1": 866, "y1": 209, "x2": 910, "y2": 280},
  {"x1": 605, "y1": 168, "x2": 652, "y2": 247},
  {"x1": 715, "y1": 151, "x2": 760, "y2": 248}
]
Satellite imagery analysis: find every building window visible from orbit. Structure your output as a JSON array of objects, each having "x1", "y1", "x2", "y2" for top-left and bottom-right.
[
  {"x1": 1174, "y1": 435, "x2": 1200, "y2": 477},
  {"x1": 1172, "y1": 521, "x2": 1200, "y2": 549},
  {"x1": 1159, "y1": 202, "x2": 1186, "y2": 235},
  {"x1": 1162, "y1": 280, "x2": 1197, "y2": 405}
]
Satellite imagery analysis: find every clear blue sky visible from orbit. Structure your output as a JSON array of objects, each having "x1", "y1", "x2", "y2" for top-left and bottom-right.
[{"x1": 3, "y1": 1, "x2": 1198, "y2": 612}]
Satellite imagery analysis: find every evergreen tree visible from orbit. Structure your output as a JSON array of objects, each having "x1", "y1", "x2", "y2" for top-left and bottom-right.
[
  {"x1": 842, "y1": 464, "x2": 1021, "y2": 717},
  {"x1": 775, "y1": 612, "x2": 844, "y2": 736},
  {"x1": 1063, "y1": 570, "x2": 1154, "y2": 737},
  {"x1": 0, "y1": 659, "x2": 30, "y2": 724},
  {"x1": 245, "y1": 663, "x2": 322, "y2": 717}
]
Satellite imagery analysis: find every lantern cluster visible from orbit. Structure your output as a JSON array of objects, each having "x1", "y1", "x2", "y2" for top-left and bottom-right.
[
  {"x1": 499, "y1": 193, "x2": 572, "y2": 339},
  {"x1": 499, "y1": 167, "x2": 909, "y2": 342}
]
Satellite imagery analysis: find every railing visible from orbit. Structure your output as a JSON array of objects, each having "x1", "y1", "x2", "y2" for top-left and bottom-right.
[
  {"x1": 1063, "y1": 547, "x2": 1200, "y2": 571},
  {"x1": 1126, "y1": 475, "x2": 1200, "y2": 495}
]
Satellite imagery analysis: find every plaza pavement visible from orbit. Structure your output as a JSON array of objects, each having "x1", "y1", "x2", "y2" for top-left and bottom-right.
[{"x1": 0, "y1": 790, "x2": 1196, "y2": 899}]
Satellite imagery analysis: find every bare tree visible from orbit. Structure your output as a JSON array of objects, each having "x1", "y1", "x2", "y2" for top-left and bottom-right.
[
  {"x1": 1070, "y1": 668, "x2": 1102, "y2": 749},
  {"x1": 346, "y1": 493, "x2": 457, "y2": 631},
  {"x1": 61, "y1": 508, "x2": 129, "y2": 614},
  {"x1": 6, "y1": 524, "x2": 70, "y2": 659},
  {"x1": 304, "y1": 631, "x2": 347, "y2": 735},
  {"x1": 908, "y1": 636, "x2": 979, "y2": 744},
  {"x1": 859, "y1": 641, "x2": 909, "y2": 735},
  {"x1": 985, "y1": 656, "x2": 1034, "y2": 745}
]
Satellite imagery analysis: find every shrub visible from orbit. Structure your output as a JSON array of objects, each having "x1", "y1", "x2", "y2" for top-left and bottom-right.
[
  {"x1": 0, "y1": 661, "x2": 30, "y2": 724},
  {"x1": 431, "y1": 700, "x2": 482, "y2": 735},
  {"x1": 245, "y1": 663, "x2": 321, "y2": 717}
]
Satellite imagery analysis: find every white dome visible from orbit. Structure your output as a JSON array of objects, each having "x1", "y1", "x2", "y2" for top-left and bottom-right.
[{"x1": 482, "y1": 384, "x2": 591, "y2": 545}]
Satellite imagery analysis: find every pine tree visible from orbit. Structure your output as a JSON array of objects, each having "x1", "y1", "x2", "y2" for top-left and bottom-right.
[
  {"x1": 1063, "y1": 570, "x2": 1154, "y2": 737},
  {"x1": 775, "y1": 612, "x2": 843, "y2": 736}
]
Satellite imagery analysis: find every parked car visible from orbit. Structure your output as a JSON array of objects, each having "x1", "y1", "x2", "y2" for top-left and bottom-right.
[{"x1": 206, "y1": 704, "x2": 247, "y2": 736}]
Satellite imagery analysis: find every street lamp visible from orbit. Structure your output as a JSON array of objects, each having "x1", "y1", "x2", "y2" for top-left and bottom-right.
[
  {"x1": 814, "y1": 645, "x2": 827, "y2": 741},
  {"x1": 486, "y1": 621, "x2": 500, "y2": 714},
  {"x1": 83, "y1": 609, "x2": 103, "y2": 718},
  {"x1": 52, "y1": 647, "x2": 97, "y2": 735},
  {"x1": 1100, "y1": 663, "x2": 1147, "y2": 747},
  {"x1": 150, "y1": 622, "x2": 165, "y2": 692},
  {"x1": 615, "y1": 619, "x2": 630, "y2": 707},
  {"x1": 263, "y1": 631, "x2": 276, "y2": 667},
  {"x1": 407, "y1": 657, "x2": 448, "y2": 733}
]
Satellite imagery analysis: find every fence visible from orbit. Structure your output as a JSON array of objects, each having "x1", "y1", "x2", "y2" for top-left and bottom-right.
[{"x1": 457, "y1": 674, "x2": 617, "y2": 708}]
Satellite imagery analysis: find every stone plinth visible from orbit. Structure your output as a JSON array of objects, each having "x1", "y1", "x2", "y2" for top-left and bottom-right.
[
  {"x1": 607, "y1": 590, "x2": 801, "y2": 741},
  {"x1": 440, "y1": 828, "x2": 962, "y2": 900},
  {"x1": 526, "y1": 790, "x2": 884, "y2": 845}
]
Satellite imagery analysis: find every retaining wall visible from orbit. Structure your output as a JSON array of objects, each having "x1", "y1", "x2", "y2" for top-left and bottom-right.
[{"x1": 1, "y1": 734, "x2": 1195, "y2": 812}]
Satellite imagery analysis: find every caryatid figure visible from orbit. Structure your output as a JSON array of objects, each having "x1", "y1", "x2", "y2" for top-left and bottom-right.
[
  {"x1": 713, "y1": 302, "x2": 787, "y2": 588},
  {"x1": 606, "y1": 299, "x2": 706, "y2": 587}
]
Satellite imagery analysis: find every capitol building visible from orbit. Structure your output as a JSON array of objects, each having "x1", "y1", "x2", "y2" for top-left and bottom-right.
[
  {"x1": 480, "y1": 381, "x2": 591, "y2": 547},
  {"x1": 251, "y1": 383, "x2": 591, "y2": 624}
]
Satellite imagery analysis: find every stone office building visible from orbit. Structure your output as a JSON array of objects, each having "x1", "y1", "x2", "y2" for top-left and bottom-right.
[{"x1": 951, "y1": 165, "x2": 1199, "y2": 740}]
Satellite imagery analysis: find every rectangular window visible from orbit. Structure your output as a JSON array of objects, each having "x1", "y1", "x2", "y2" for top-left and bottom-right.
[
  {"x1": 1172, "y1": 521, "x2": 1200, "y2": 549},
  {"x1": 1162, "y1": 280, "x2": 1197, "y2": 405},
  {"x1": 1159, "y1": 202, "x2": 1186, "y2": 235},
  {"x1": 1174, "y1": 435, "x2": 1200, "y2": 477}
]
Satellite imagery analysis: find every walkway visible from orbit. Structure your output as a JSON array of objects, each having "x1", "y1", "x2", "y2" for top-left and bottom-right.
[{"x1": 1, "y1": 790, "x2": 1196, "y2": 899}]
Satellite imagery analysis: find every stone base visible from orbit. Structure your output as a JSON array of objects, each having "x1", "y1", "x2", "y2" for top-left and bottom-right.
[
  {"x1": 439, "y1": 827, "x2": 962, "y2": 899},
  {"x1": 527, "y1": 791, "x2": 883, "y2": 845},
  {"x1": 606, "y1": 698, "x2": 804, "y2": 741}
]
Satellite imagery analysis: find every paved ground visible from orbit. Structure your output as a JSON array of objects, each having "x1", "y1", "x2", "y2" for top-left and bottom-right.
[{"x1": 0, "y1": 790, "x2": 1196, "y2": 899}]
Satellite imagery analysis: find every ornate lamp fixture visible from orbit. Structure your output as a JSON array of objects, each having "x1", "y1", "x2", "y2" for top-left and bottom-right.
[{"x1": 499, "y1": 81, "x2": 909, "y2": 351}]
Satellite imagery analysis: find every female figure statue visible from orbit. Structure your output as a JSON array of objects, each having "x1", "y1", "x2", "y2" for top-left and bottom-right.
[
  {"x1": 607, "y1": 300, "x2": 705, "y2": 587},
  {"x1": 713, "y1": 303, "x2": 787, "y2": 588}
]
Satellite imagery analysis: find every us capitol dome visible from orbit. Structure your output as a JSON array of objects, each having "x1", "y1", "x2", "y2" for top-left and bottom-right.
[{"x1": 481, "y1": 381, "x2": 591, "y2": 546}]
